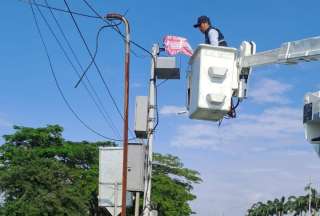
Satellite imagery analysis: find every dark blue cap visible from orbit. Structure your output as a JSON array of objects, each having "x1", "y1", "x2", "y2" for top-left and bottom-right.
[{"x1": 193, "y1": 16, "x2": 211, "y2": 28}]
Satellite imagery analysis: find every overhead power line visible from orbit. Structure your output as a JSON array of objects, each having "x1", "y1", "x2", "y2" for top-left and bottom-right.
[
  {"x1": 34, "y1": 0, "x2": 122, "y2": 139},
  {"x1": 20, "y1": 0, "x2": 156, "y2": 64},
  {"x1": 42, "y1": 0, "x2": 122, "y2": 139},
  {"x1": 26, "y1": 0, "x2": 157, "y2": 140},
  {"x1": 28, "y1": 0, "x2": 129, "y2": 142},
  {"x1": 81, "y1": 0, "x2": 156, "y2": 61},
  {"x1": 62, "y1": 0, "x2": 125, "y2": 124},
  {"x1": 80, "y1": 0, "x2": 160, "y2": 132},
  {"x1": 61, "y1": 0, "x2": 139, "y2": 140},
  {"x1": 20, "y1": 0, "x2": 100, "y2": 19},
  {"x1": 73, "y1": 21, "x2": 122, "y2": 89}
]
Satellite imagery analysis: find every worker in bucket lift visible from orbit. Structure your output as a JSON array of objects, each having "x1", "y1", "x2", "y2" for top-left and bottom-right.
[{"x1": 193, "y1": 15, "x2": 228, "y2": 47}]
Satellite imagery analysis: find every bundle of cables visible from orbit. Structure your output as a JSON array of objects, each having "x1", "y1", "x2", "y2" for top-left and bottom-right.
[{"x1": 218, "y1": 97, "x2": 240, "y2": 126}]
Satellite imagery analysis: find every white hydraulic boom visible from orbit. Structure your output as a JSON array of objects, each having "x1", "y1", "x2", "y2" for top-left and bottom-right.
[
  {"x1": 237, "y1": 36, "x2": 320, "y2": 100},
  {"x1": 240, "y1": 36, "x2": 320, "y2": 68}
]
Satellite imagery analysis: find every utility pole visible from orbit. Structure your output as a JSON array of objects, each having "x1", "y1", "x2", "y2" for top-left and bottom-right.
[
  {"x1": 105, "y1": 13, "x2": 130, "y2": 216},
  {"x1": 143, "y1": 44, "x2": 159, "y2": 216},
  {"x1": 134, "y1": 192, "x2": 140, "y2": 216},
  {"x1": 309, "y1": 178, "x2": 312, "y2": 216}
]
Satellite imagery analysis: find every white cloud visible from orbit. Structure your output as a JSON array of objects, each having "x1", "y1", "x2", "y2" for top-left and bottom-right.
[
  {"x1": 249, "y1": 78, "x2": 292, "y2": 104},
  {"x1": 171, "y1": 104, "x2": 314, "y2": 215},
  {"x1": 160, "y1": 105, "x2": 186, "y2": 116},
  {"x1": 170, "y1": 106, "x2": 304, "y2": 152},
  {"x1": 0, "y1": 116, "x2": 12, "y2": 128},
  {"x1": 169, "y1": 78, "x2": 299, "y2": 151},
  {"x1": 190, "y1": 149, "x2": 320, "y2": 216}
]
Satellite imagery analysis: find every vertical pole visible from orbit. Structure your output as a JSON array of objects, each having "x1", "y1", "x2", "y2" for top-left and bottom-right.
[
  {"x1": 121, "y1": 18, "x2": 130, "y2": 216},
  {"x1": 106, "y1": 13, "x2": 130, "y2": 216},
  {"x1": 134, "y1": 192, "x2": 140, "y2": 216},
  {"x1": 309, "y1": 178, "x2": 312, "y2": 216},
  {"x1": 143, "y1": 44, "x2": 159, "y2": 216},
  {"x1": 114, "y1": 182, "x2": 118, "y2": 216}
]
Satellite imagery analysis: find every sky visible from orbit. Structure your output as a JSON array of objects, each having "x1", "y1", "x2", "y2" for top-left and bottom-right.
[{"x1": 1, "y1": 0, "x2": 320, "y2": 215}]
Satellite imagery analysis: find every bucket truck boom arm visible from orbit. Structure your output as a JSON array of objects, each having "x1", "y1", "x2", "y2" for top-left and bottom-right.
[{"x1": 240, "y1": 36, "x2": 320, "y2": 68}]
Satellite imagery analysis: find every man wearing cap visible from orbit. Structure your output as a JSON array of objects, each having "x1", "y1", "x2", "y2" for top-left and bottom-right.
[{"x1": 193, "y1": 16, "x2": 228, "y2": 47}]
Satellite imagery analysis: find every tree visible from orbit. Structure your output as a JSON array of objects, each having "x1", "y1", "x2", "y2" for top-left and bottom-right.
[
  {"x1": 247, "y1": 186, "x2": 320, "y2": 216},
  {"x1": 0, "y1": 125, "x2": 114, "y2": 215},
  {"x1": 151, "y1": 153, "x2": 202, "y2": 216},
  {"x1": 274, "y1": 197, "x2": 286, "y2": 216},
  {"x1": 266, "y1": 200, "x2": 275, "y2": 216},
  {"x1": 0, "y1": 125, "x2": 201, "y2": 216},
  {"x1": 286, "y1": 196, "x2": 297, "y2": 215}
]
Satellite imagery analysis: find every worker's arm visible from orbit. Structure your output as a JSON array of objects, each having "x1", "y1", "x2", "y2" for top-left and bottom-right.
[{"x1": 208, "y1": 29, "x2": 219, "y2": 46}]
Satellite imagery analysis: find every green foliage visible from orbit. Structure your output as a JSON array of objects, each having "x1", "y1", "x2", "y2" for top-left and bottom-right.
[
  {"x1": 247, "y1": 186, "x2": 320, "y2": 216},
  {"x1": 0, "y1": 125, "x2": 114, "y2": 215},
  {"x1": 151, "y1": 153, "x2": 202, "y2": 216},
  {"x1": 0, "y1": 125, "x2": 201, "y2": 215},
  {"x1": 3, "y1": 125, "x2": 64, "y2": 148}
]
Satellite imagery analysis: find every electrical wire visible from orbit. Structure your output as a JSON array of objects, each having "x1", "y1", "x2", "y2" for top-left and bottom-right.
[
  {"x1": 140, "y1": 148, "x2": 153, "y2": 215},
  {"x1": 35, "y1": 0, "x2": 122, "y2": 139},
  {"x1": 21, "y1": 0, "x2": 138, "y2": 62},
  {"x1": 19, "y1": 0, "x2": 100, "y2": 19},
  {"x1": 28, "y1": 1, "x2": 127, "y2": 142},
  {"x1": 156, "y1": 79, "x2": 168, "y2": 88},
  {"x1": 153, "y1": 81, "x2": 160, "y2": 133},
  {"x1": 62, "y1": 0, "x2": 138, "y2": 141},
  {"x1": 43, "y1": 0, "x2": 122, "y2": 139},
  {"x1": 218, "y1": 97, "x2": 241, "y2": 127},
  {"x1": 62, "y1": 0, "x2": 125, "y2": 127},
  {"x1": 80, "y1": 0, "x2": 157, "y2": 65},
  {"x1": 73, "y1": 0, "x2": 160, "y2": 131},
  {"x1": 74, "y1": 23, "x2": 122, "y2": 88},
  {"x1": 41, "y1": 1, "x2": 141, "y2": 144},
  {"x1": 76, "y1": 0, "x2": 157, "y2": 79},
  {"x1": 228, "y1": 97, "x2": 240, "y2": 118}
]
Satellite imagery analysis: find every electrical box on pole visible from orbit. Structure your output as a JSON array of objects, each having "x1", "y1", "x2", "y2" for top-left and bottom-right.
[
  {"x1": 127, "y1": 144, "x2": 146, "y2": 192},
  {"x1": 98, "y1": 147, "x2": 123, "y2": 216},
  {"x1": 155, "y1": 57, "x2": 180, "y2": 80},
  {"x1": 98, "y1": 144, "x2": 146, "y2": 215},
  {"x1": 134, "y1": 96, "x2": 148, "y2": 139},
  {"x1": 187, "y1": 45, "x2": 238, "y2": 121}
]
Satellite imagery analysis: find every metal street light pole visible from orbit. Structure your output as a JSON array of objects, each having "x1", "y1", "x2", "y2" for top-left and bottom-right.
[
  {"x1": 143, "y1": 44, "x2": 159, "y2": 216},
  {"x1": 105, "y1": 13, "x2": 130, "y2": 216}
]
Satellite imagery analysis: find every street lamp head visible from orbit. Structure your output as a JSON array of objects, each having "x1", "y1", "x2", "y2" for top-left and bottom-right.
[{"x1": 105, "y1": 13, "x2": 122, "y2": 20}]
